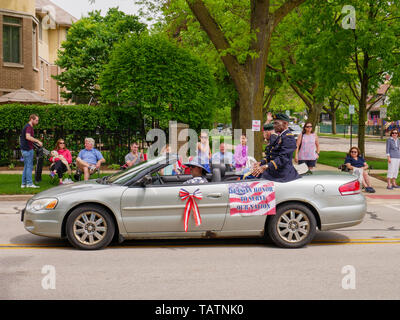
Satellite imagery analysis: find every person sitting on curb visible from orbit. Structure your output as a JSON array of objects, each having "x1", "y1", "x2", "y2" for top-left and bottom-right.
[
  {"x1": 344, "y1": 146, "x2": 375, "y2": 193},
  {"x1": 76, "y1": 137, "x2": 105, "y2": 181}
]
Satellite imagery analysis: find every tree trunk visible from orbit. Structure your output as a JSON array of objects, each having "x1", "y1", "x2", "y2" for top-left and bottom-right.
[
  {"x1": 237, "y1": 80, "x2": 265, "y2": 160},
  {"x1": 331, "y1": 112, "x2": 337, "y2": 134},
  {"x1": 358, "y1": 78, "x2": 369, "y2": 156},
  {"x1": 231, "y1": 100, "x2": 241, "y2": 131},
  {"x1": 307, "y1": 102, "x2": 323, "y2": 129}
]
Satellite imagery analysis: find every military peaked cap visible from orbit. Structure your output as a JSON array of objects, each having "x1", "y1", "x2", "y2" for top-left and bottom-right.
[{"x1": 273, "y1": 113, "x2": 290, "y2": 122}]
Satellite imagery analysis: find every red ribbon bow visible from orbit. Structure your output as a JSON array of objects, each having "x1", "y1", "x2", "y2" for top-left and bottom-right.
[{"x1": 179, "y1": 188, "x2": 202, "y2": 232}]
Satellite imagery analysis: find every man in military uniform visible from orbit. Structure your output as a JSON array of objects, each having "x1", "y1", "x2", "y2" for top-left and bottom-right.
[
  {"x1": 260, "y1": 123, "x2": 278, "y2": 166},
  {"x1": 252, "y1": 113, "x2": 301, "y2": 183}
]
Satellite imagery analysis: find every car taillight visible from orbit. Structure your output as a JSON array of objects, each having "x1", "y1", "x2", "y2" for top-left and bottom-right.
[{"x1": 339, "y1": 180, "x2": 361, "y2": 195}]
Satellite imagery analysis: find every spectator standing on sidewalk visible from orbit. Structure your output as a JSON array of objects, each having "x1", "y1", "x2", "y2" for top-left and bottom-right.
[
  {"x1": 386, "y1": 129, "x2": 400, "y2": 190},
  {"x1": 295, "y1": 122, "x2": 320, "y2": 171},
  {"x1": 20, "y1": 114, "x2": 42, "y2": 188},
  {"x1": 344, "y1": 146, "x2": 375, "y2": 193}
]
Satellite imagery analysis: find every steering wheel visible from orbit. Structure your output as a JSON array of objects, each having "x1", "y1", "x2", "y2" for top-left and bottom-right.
[{"x1": 155, "y1": 172, "x2": 165, "y2": 185}]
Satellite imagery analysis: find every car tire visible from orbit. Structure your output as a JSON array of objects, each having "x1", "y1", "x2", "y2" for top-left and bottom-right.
[
  {"x1": 66, "y1": 205, "x2": 115, "y2": 250},
  {"x1": 267, "y1": 203, "x2": 316, "y2": 248}
]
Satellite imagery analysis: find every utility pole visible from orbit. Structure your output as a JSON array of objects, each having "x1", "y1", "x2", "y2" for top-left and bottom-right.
[
  {"x1": 380, "y1": 95, "x2": 387, "y2": 140},
  {"x1": 349, "y1": 105, "x2": 355, "y2": 148}
]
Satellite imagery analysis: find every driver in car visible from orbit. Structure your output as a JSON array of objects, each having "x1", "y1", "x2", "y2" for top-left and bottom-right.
[{"x1": 183, "y1": 160, "x2": 209, "y2": 184}]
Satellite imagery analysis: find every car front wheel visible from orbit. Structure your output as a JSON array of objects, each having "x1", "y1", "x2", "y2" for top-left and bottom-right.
[
  {"x1": 66, "y1": 205, "x2": 115, "y2": 250},
  {"x1": 267, "y1": 203, "x2": 316, "y2": 248}
]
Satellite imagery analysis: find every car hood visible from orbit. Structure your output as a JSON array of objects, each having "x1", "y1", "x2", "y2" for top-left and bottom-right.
[{"x1": 31, "y1": 180, "x2": 110, "y2": 200}]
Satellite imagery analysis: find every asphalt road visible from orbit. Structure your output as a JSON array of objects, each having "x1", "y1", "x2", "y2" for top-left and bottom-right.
[{"x1": 1, "y1": 198, "x2": 400, "y2": 300}]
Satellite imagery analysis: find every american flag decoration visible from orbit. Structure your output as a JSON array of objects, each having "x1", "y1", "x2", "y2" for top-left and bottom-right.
[
  {"x1": 229, "y1": 181, "x2": 276, "y2": 216},
  {"x1": 179, "y1": 188, "x2": 203, "y2": 232}
]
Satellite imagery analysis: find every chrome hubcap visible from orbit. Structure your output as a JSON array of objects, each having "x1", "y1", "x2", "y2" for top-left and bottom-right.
[
  {"x1": 277, "y1": 209, "x2": 310, "y2": 243},
  {"x1": 73, "y1": 212, "x2": 107, "y2": 245}
]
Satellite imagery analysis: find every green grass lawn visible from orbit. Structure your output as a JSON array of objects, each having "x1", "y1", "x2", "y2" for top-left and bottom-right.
[
  {"x1": 317, "y1": 133, "x2": 387, "y2": 142},
  {"x1": 0, "y1": 173, "x2": 109, "y2": 195},
  {"x1": 377, "y1": 173, "x2": 400, "y2": 185},
  {"x1": 317, "y1": 151, "x2": 387, "y2": 170}
]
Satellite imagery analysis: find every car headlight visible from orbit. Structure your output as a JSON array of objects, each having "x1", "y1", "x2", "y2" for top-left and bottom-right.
[{"x1": 27, "y1": 198, "x2": 58, "y2": 211}]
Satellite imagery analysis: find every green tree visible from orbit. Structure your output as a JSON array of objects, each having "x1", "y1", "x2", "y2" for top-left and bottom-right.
[
  {"x1": 304, "y1": 0, "x2": 400, "y2": 155},
  {"x1": 98, "y1": 34, "x2": 216, "y2": 131},
  {"x1": 135, "y1": 0, "x2": 306, "y2": 159},
  {"x1": 54, "y1": 8, "x2": 146, "y2": 104},
  {"x1": 388, "y1": 88, "x2": 400, "y2": 121}
]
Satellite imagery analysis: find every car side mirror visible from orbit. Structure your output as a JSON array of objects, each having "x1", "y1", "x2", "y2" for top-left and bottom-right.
[{"x1": 140, "y1": 174, "x2": 152, "y2": 187}]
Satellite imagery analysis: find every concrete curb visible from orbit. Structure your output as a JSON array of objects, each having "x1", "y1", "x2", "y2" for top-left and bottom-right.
[{"x1": 0, "y1": 195, "x2": 33, "y2": 201}]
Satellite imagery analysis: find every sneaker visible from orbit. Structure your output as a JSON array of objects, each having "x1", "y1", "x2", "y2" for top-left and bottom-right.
[
  {"x1": 393, "y1": 185, "x2": 400, "y2": 189},
  {"x1": 387, "y1": 186, "x2": 394, "y2": 190},
  {"x1": 63, "y1": 178, "x2": 74, "y2": 184},
  {"x1": 26, "y1": 184, "x2": 40, "y2": 188},
  {"x1": 368, "y1": 187, "x2": 376, "y2": 193},
  {"x1": 21, "y1": 184, "x2": 26, "y2": 188},
  {"x1": 89, "y1": 166, "x2": 96, "y2": 175}
]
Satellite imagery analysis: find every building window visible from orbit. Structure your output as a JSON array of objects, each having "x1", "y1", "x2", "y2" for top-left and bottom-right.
[
  {"x1": 3, "y1": 16, "x2": 22, "y2": 64},
  {"x1": 32, "y1": 23, "x2": 37, "y2": 69},
  {"x1": 40, "y1": 61, "x2": 44, "y2": 90},
  {"x1": 39, "y1": 18, "x2": 43, "y2": 41}
]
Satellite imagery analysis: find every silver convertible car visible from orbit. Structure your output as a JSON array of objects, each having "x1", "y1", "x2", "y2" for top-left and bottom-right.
[{"x1": 22, "y1": 154, "x2": 366, "y2": 250}]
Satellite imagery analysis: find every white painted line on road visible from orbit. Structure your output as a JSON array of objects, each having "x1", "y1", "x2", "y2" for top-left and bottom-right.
[{"x1": 384, "y1": 205, "x2": 400, "y2": 212}]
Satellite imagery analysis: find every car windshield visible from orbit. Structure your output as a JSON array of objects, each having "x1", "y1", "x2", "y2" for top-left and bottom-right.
[{"x1": 107, "y1": 154, "x2": 178, "y2": 185}]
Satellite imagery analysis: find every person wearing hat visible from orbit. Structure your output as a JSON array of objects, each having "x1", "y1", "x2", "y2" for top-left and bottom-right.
[
  {"x1": 251, "y1": 113, "x2": 301, "y2": 182},
  {"x1": 261, "y1": 122, "x2": 278, "y2": 164},
  {"x1": 183, "y1": 160, "x2": 209, "y2": 184}
]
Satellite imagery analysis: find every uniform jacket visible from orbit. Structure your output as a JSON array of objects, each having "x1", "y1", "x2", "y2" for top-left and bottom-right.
[
  {"x1": 261, "y1": 129, "x2": 301, "y2": 183},
  {"x1": 260, "y1": 133, "x2": 278, "y2": 165}
]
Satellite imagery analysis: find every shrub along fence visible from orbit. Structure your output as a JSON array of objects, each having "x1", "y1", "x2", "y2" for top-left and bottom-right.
[{"x1": 0, "y1": 104, "x2": 145, "y2": 167}]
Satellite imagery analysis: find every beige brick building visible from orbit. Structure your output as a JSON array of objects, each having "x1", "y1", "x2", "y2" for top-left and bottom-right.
[{"x1": 0, "y1": 0, "x2": 76, "y2": 103}]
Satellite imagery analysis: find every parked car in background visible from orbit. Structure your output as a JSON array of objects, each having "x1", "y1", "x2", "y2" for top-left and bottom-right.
[{"x1": 289, "y1": 124, "x2": 302, "y2": 140}]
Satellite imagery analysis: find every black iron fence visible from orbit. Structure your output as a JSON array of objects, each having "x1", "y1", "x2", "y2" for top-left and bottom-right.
[{"x1": 0, "y1": 128, "x2": 146, "y2": 167}]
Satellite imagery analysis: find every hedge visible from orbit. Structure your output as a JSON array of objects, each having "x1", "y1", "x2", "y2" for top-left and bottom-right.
[
  {"x1": 0, "y1": 103, "x2": 141, "y2": 131},
  {"x1": 0, "y1": 103, "x2": 143, "y2": 166}
]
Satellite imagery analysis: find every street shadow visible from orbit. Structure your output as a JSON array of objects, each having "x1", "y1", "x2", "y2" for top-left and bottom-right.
[
  {"x1": 9, "y1": 234, "x2": 70, "y2": 247},
  {"x1": 7, "y1": 231, "x2": 352, "y2": 249},
  {"x1": 310, "y1": 230, "x2": 351, "y2": 245}
]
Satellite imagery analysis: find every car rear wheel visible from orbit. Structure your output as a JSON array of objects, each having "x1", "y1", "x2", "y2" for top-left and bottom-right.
[
  {"x1": 66, "y1": 205, "x2": 115, "y2": 250},
  {"x1": 267, "y1": 203, "x2": 316, "y2": 248}
]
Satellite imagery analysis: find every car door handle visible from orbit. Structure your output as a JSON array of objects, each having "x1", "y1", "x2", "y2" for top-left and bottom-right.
[{"x1": 207, "y1": 193, "x2": 222, "y2": 198}]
